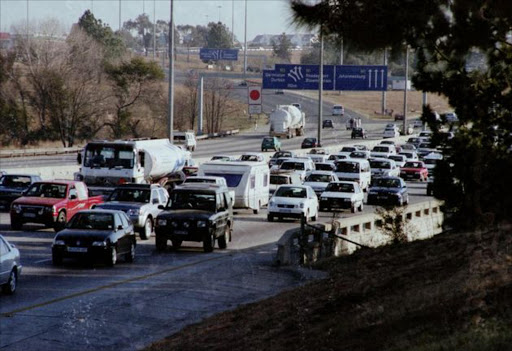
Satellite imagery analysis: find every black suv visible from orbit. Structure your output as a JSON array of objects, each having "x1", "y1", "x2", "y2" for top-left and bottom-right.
[{"x1": 155, "y1": 184, "x2": 233, "y2": 252}]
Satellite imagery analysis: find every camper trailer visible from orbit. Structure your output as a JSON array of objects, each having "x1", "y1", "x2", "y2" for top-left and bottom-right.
[{"x1": 198, "y1": 161, "x2": 270, "y2": 214}]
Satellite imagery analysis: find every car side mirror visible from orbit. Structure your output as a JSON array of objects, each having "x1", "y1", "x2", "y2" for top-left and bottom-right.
[
  {"x1": 69, "y1": 194, "x2": 77, "y2": 200},
  {"x1": 117, "y1": 225, "x2": 123, "y2": 230},
  {"x1": 158, "y1": 205, "x2": 165, "y2": 210}
]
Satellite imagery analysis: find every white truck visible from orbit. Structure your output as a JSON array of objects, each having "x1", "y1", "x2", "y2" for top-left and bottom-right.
[
  {"x1": 269, "y1": 105, "x2": 305, "y2": 139},
  {"x1": 198, "y1": 161, "x2": 270, "y2": 214},
  {"x1": 75, "y1": 138, "x2": 193, "y2": 193}
]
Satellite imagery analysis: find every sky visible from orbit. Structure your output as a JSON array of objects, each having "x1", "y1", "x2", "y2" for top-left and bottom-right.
[{"x1": 0, "y1": 0, "x2": 311, "y2": 41}]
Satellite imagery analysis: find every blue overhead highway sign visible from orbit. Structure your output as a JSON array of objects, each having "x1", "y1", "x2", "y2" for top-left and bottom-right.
[
  {"x1": 335, "y1": 65, "x2": 387, "y2": 91},
  {"x1": 199, "y1": 48, "x2": 239, "y2": 61}
]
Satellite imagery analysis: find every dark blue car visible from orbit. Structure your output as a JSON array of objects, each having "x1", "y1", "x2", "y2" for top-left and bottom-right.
[
  {"x1": 366, "y1": 176, "x2": 409, "y2": 206},
  {"x1": 0, "y1": 174, "x2": 42, "y2": 211}
]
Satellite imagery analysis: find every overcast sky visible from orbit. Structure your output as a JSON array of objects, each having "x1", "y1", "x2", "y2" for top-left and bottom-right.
[{"x1": 0, "y1": 0, "x2": 311, "y2": 41}]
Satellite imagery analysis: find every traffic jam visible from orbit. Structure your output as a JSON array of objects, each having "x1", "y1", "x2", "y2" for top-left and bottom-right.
[{"x1": 0, "y1": 103, "x2": 451, "y2": 295}]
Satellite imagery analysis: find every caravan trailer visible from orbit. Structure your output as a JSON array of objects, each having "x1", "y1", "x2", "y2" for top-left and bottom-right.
[{"x1": 198, "y1": 161, "x2": 270, "y2": 214}]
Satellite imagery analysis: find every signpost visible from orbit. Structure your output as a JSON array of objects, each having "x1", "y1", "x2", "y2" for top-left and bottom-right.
[
  {"x1": 248, "y1": 86, "x2": 262, "y2": 114},
  {"x1": 262, "y1": 64, "x2": 387, "y2": 91},
  {"x1": 199, "y1": 48, "x2": 239, "y2": 61}
]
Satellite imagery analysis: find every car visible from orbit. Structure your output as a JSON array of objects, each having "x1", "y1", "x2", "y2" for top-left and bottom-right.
[
  {"x1": 332, "y1": 104, "x2": 345, "y2": 116},
  {"x1": 349, "y1": 150, "x2": 371, "y2": 160},
  {"x1": 367, "y1": 177, "x2": 409, "y2": 206},
  {"x1": 155, "y1": 184, "x2": 233, "y2": 252},
  {"x1": 303, "y1": 171, "x2": 339, "y2": 197},
  {"x1": 0, "y1": 174, "x2": 42, "y2": 211},
  {"x1": 370, "y1": 144, "x2": 397, "y2": 158},
  {"x1": 0, "y1": 235, "x2": 22, "y2": 294},
  {"x1": 269, "y1": 172, "x2": 302, "y2": 195},
  {"x1": 308, "y1": 148, "x2": 328, "y2": 155},
  {"x1": 417, "y1": 142, "x2": 437, "y2": 158},
  {"x1": 327, "y1": 152, "x2": 351, "y2": 162},
  {"x1": 301, "y1": 137, "x2": 318, "y2": 149},
  {"x1": 423, "y1": 152, "x2": 443, "y2": 174},
  {"x1": 261, "y1": 136, "x2": 281, "y2": 152},
  {"x1": 444, "y1": 112, "x2": 458, "y2": 123},
  {"x1": 388, "y1": 154, "x2": 407, "y2": 168},
  {"x1": 369, "y1": 158, "x2": 400, "y2": 178},
  {"x1": 51, "y1": 209, "x2": 137, "y2": 266},
  {"x1": 412, "y1": 119, "x2": 424, "y2": 128},
  {"x1": 275, "y1": 89, "x2": 284, "y2": 95},
  {"x1": 322, "y1": 119, "x2": 334, "y2": 128},
  {"x1": 270, "y1": 157, "x2": 292, "y2": 172},
  {"x1": 400, "y1": 161, "x2": 429, "y2": 181},
  {"x1": 351, "y1": 127, "x2": 367, "y2": 139},
  {"x1": 399, "y1": 143, "x2": 417, "y2": 152},
  {"x1": 353, "y1": 145, "x2": 369, "y2": 151},
  {"x1": 269, "y1": 150, "x2": 296, "y2": 163},
  {"x1": 379, "y1": 140, "x2": 398, "y2": 152},
  {"x1": 340, "y1": 146, "x2": 357, "y2": 153},
  {"x1": 406, "y1": 137, "x2": 424, "y2": 148},
  {"x1": 278, "y1": 158, "x2": 316, "y2": 181},
  {"x1": 267, "y1": 185, "x2": 319, "y2": 222},
  {"x1": 399, "y1": 151, "x2": 419, "y2": 162},
  {"x1": 319, "y1": 181, "x2": 364, "y2": 213},
  {"x1": 382, "y1": 125, "x2": 400, "y2": 138},
  {"x1": 239, "y1": 152, "x2": 265, "y2": 162}
]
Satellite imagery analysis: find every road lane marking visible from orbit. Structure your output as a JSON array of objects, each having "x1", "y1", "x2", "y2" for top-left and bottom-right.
[{"x1": 1, "y1": 254, "x2": 225, "y2": 318}]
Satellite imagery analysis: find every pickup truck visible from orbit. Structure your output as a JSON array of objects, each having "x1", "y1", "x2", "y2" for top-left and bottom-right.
[
  {"x1": 10, "y1": 180, "x2": 104, "y2": 232},
  {"x1": 93, "y1": 184, "x2": 169, "y2": 240}
]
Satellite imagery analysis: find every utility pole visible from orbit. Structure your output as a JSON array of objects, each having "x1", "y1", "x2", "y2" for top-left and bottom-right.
[
  {"x1": 318, "y1": 30, "x2": 324, "y2": 147},
  {"x1": 403, "y1": 46, "x2": 409, "y2": 133},
  {"x1": 153, "y1": 0, "x2": 156, "y2": 59},
  {"x1": 381, "y1": 47, "x2": 388, "y2": 115},
  {"x1": 243, "y1": 0, "x2": 248, "y2": 76},
  {"x1": 168, "y1": 0, "x2": 175, "y2": 142},
  {"x1": 231, "y1": 0, "x2": 235, "y2": 45}
]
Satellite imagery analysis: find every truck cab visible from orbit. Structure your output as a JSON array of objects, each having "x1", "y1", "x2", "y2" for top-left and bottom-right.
[{"x1": 174, "y1": 132, "x2": 197, "y2": 152}]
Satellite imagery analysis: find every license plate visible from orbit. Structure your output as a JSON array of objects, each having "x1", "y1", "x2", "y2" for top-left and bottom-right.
[
  {"x1": 23, "y1": 212, "x2": 36, "y2": 218},
  {"x1": 280, "y1": 209, "x2": 292, "y2": 213},
  {"x1": 174, "y1": 230, "x2": 188, "y2": 235},
  {"x1": 67, "y1": 247, "x2": 87, "y2": 253}
]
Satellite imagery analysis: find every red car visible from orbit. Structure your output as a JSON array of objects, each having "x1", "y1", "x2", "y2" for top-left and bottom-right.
[
  {"x1": 399, "y1": 161, "x2": 428, "y2": 181},
  {"x1": 10, "y1": 180, "x2": 104, "y2": 231}
]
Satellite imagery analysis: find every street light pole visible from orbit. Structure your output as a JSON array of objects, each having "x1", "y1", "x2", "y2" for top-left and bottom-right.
[
  {"x1": 243, "y1": 0, "x2": 248, "y2": 76},
  {"x1": 231, "y1": 0, "x2": 235, "y2": 45},
  {"x1": 153, "y1": 0, "x2": 156, "y2": 59},
  {"x1": 318, "y1": 30, "x2": 324, "y2": 147},
  {"x1": 168, "y1": 0, "x2": 175, "y2": 142},
  {"x1": 217, "y1": 5, "x2": 222, "y2": 23},
  {"x1": 403, "y1": 45, "x2": 409, "y2": 133}
]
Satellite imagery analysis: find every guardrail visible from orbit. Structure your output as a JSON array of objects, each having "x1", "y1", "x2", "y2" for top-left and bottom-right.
[
  {"x1": 0, "y1": 129, "x2": 240, "y2": 159},
  {"x1": 275, "y1": 199, "x2": 444, "y2": 266}
]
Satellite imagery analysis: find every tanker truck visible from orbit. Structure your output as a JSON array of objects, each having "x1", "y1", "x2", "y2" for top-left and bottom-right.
[
  {"x1": 75, "y1": 138, "x2": 193, "y2": 194},
  {"x1": 269, "y1": 105, "x2": 305, "y2": 139}
]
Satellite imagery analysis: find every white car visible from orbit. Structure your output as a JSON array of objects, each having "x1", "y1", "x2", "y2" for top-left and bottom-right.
[
  {"x1": 370, "y1": 144, "x2": 396, "y2": 158},
  {"x1": 332, "y1": 104, "x2": 345, "y2": 116},
  {"x1": 239, "y1": 152, "x2": 265, "y2": 162},
  {"x1": 369, "y1": 158, "x2": 400, "y2": 178},
  {"x1": 399, "y1": 151, "x2": 419, "y2": 161},
  {"x1": 327, "y1": 152, "x2": 351, "y2": 162},
  {"x1": 267, "y1": 185, "x2": 319, "y2": 222},
  {"x1": 388, "y1": 154, "x2": 407, "y2": 168},
  {"x1": 349, "y1": 150, "x2": 371, "y2": 160},
  {"x1": 383, "y1": 125, "x2": 400, "y2": 138},
  {"x1": 0, "y1": 234, "x2": 22, "y2": 294},
  {"x1": 303, "y1": 171, "x2": 339, "y2": 197},
  {"x1": 278, "y1": 158, "x2": 316, "y2": 181},
  {"x1": 319, "y1": 181, "x2": 364, "y2": 213},
  {"x1": 423, "y1": 152, "x2": 443, "y2": 174}
]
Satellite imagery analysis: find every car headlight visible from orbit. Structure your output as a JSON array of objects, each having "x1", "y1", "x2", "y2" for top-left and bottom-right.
[
  {"x1": 299, "y1": 203, "x2": 305, "y2": 209},
  {"x1": 269, "y1": 200, "x2": 275, "y2": 207},
  {"x1": 53, "y1": 239, "x2": 65, "y2": 246},
  {"x1": 12, "y1": 204, "x2": 21, "y2": 213},
  {"x1": 157, "y1": 219, "x2": 167, "y2": 226},
  {"x1": 197, "y1": 220, "x2": 207, "y2": 228},
  {"x1": 171, "y1": 221, "x2": 178, "y2": 228},
  {"x1": 127, "y1": 209, "x2": 140, "y2": 216},
  {"x1": 92, "y1": 241, "x2": 106, "y2": 246}
]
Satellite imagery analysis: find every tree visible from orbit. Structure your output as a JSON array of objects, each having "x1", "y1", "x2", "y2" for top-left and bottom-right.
[
  {"x1": 78, "y1": 10, "x2": 125, "y2": 61},
  {"x1": 291, "y1": 0, "x2": 512, "y2": 230},
  {"x1": 105, "y1": 57, "x2": 164, "y2": 138},
  {"x1": 206, "y1": 22, "x2": 233, "y2": 49},
  {"x1": 123, "y1": 14, "x2": 154, "y2": 55},
  {"x1": 272, "y1": 33, "x2": 293, "y2": 62},
  {"x1": 203, "y1": 78, "x2": 236, "y2": 133}
]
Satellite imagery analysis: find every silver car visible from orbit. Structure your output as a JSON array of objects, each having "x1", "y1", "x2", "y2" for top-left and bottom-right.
[{"x1": 0, "y1": 235, "x2": 22, "y2": 294}]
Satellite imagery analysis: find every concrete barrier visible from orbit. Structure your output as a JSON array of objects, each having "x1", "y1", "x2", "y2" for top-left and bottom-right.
[{"x1": 275, "y1": 199, "x2": 444, "y2": 266}]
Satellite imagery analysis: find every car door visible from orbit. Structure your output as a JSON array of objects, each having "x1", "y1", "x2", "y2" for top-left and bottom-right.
[
  {"x1": 114, "y1": 213, "x2": 129, "y2": 254},
  {"x1": 213, "y1": 193, "x2": 228, "y2": 238},
  {"x1": 0, "y1": 237, "x2": 12, "y2": 284}
]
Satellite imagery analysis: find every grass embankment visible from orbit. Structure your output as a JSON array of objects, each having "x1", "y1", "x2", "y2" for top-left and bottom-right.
[{"x1": 146, "y1": 227, "x2": 512, "y2": 351}]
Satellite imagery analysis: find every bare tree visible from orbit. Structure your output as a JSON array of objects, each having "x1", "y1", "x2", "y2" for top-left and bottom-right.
[{"x1": 203, "y1": 78, "x2": 237, "y2": 133}]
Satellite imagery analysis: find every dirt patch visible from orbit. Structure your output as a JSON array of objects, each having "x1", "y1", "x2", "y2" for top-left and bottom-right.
[{"x1": 145, "y1": 227, "x2": 512, "y2": 351}]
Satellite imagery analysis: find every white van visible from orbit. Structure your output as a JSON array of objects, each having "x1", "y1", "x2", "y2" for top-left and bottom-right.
[
  {"x1": 174, "y1": 131, "x2": 197, "y2": 152},
  {"x1": 198, "y1": 161, "x2": 270, "y2": 214},
  {"x1": 334, "y1": 159, "x2": 372, "y2": 191}
]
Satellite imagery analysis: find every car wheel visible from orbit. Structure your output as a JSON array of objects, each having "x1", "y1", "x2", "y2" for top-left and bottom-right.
[
  {"x1": 10, "y1": 219, "x2": 22, "y2": 231},
  {"x1": 106, "y1": 245, "x2": 117, "y2": 266},
  {"x1": 253, "y1": 201, "x2": 260, "y2": 215},
  {"x1": 359, "y1": 202, "x2": 364, "y2": 212},
  {"x1": 52, "y1": 253, "x2": 63, "y2": 266},
  {"x1": 218, "y1": 225, "x2": 229, "y2": 249},
  {"x1": 203, "y1": 232, "x2": 215, "y2": 253},
  {"x1": 54, "y1": 211, "x2": 67, "y2": 232},
  {"x1": 156, "y1": 235, "x2": 167, "y2": 251},
  {"x1": 139, "y1": 218, "x2": 153, "y2": 240},
  {"x1": 303, "y1": 211, "x2": 309, "y2": 224},
  {"x1": 267, "y1": 214, "x2": 274, "y2": 222},
  {"x1": 2, "y1": 269, "x2": 17, "y2": 295},
  {"x1": 125, "y1": 242, "x2": 135, "y2": 263}
]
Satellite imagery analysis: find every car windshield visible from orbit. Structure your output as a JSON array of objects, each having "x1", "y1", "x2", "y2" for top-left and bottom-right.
[
  {"x1": 263, "y1": 138, "x2": 274, "y2": 143},
  {"x1": 108, "y1": 188, "x2": 150, "y2": 203},
  {"x1": 169, "y1": 191, "x2": 216, "y2": 211},
  {"x1": 350, "y1": 152, "x2": 366, "y2": 158},
  {"x1": 0, "y1": 175, "x2": 32, "y2": 188},
  {"x1": 315, "y1": 164, "x2": 334, "y2": 171},
  {"x1": 240, "y1": 155, "x2": 260, "y2": 161},
  {"x1": 270, "y1": 175, "x2": 290, "y2": 185},
  {"x1": 404, "y1": 162, "x2": 422, "y2": 168},
  {"x1": 389, "y1": 156, "x2": 404, "y2": 162},
  {"x1": 185, "y1": 178, "x2": 216, "y2": 184},
  {"x1": 326, "y1": 183, "x2": 354, "y2": 193},
  {"x1": 305, "y1": 174, "x2": 331, "y2": 183},
  {"x1": 304, "y1": 138, "x2": 316, "y2": 143},
  {"x1": 373, "y1": 178, "x2": 401, "y2": 188},
  {"x1": 273, "y1": 151, "x2": 291, "y2": 158},
  {"x1": 328, "y1": 154, "x2": 348, "y2": 161},
  {"x1": 370, "y1": 160, "x2": 391, "y2": 169},
  {"x1": 274, "y1": 187, "x2": 307, "y2": 198},
  {"x1": 204, "y1": 173, "x2": 242, "y2": 187},
  {"x1": 83, "y1": 144, "x2": 134, "y2": 169},
  {"x1": 211, "y1": 156, "x2": 229, "y2": 161},
  {"x1": 68, "y1": 213, "x2": 114, "y2": 230},
  {"x1": 372, "y1": 146, "x2": 389, "y2": 152},
  {"x1": 335, "y1": 162, "x2": 360, "y2": 173},
  {"x1": 341, "y1": 147, "x2": 356, "y2": 152},
  {"x1": 25, "y1": 183, "x2": 67, "y2": 198},
  {"x1": 280, "y1": 162, "x2": 305, "y2": 171}
]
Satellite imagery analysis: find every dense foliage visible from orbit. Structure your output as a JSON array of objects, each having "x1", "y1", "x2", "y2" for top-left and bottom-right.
[
  {"x1": 291, "y1": 0, "x2": 512, "y2": 229},
  {"x1": 272, "y1": 33, "x2": 293, "y2": 62}
]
